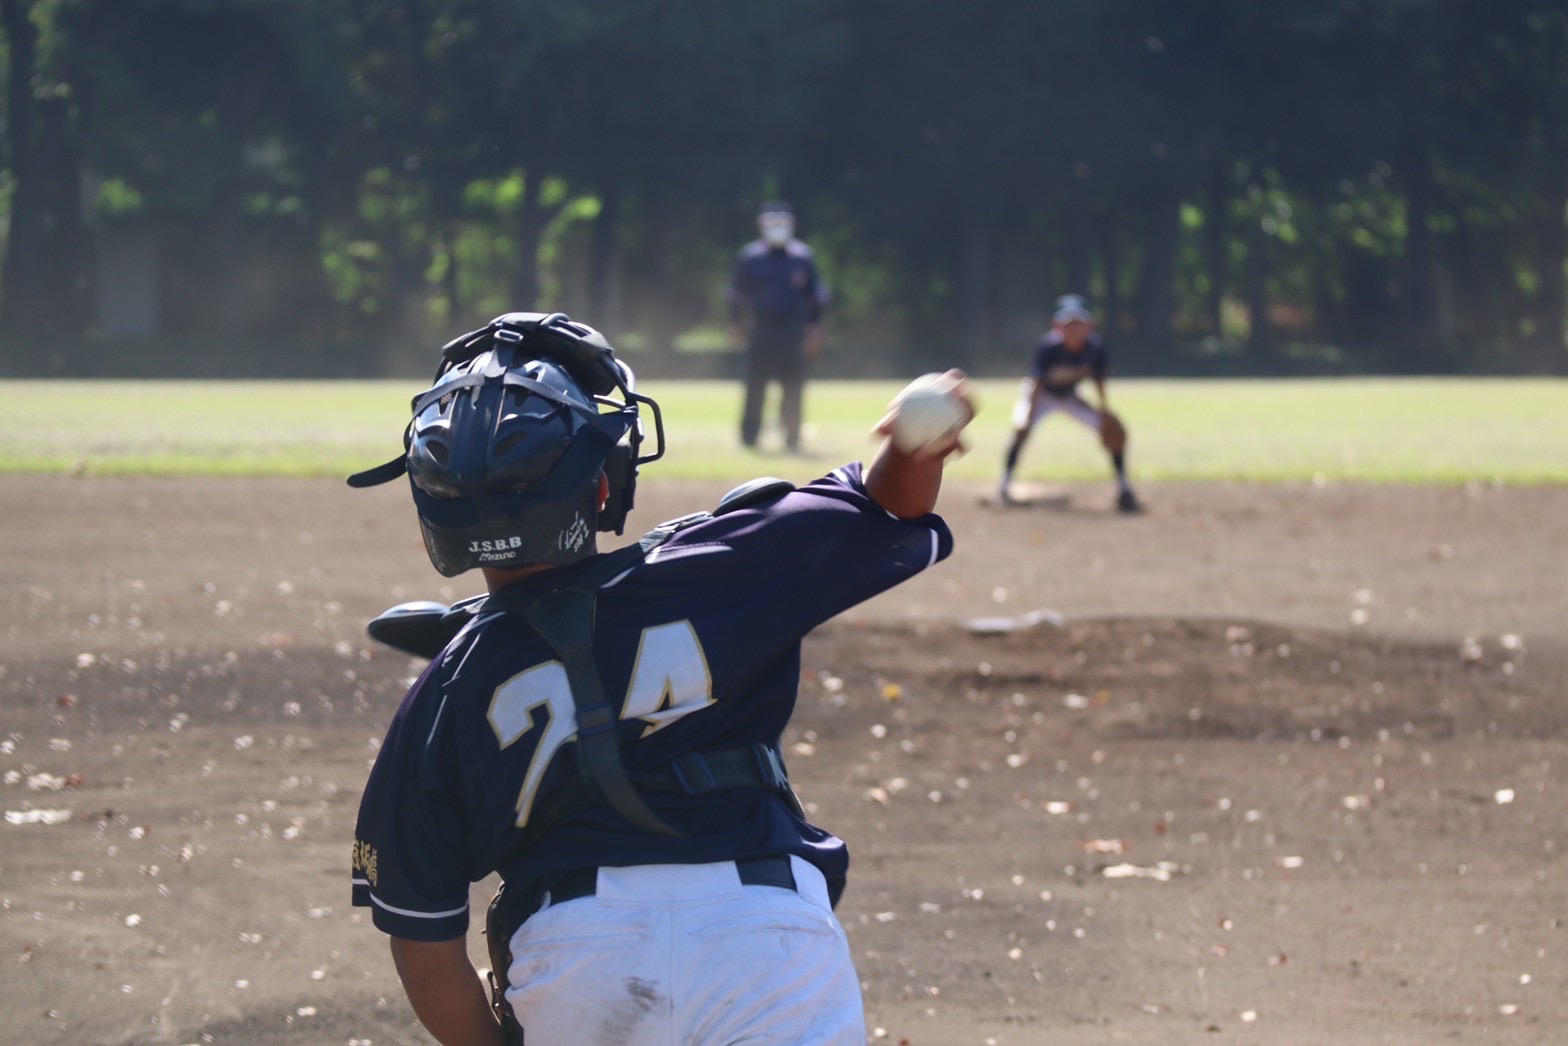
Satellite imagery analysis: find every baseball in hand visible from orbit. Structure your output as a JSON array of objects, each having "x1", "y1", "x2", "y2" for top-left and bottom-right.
[{"x1": 888, "y1": 371, "x2": 971, "y2": 454}]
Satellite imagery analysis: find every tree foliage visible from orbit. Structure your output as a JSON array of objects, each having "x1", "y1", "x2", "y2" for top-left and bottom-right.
[{"x1": 1, "y1": 0, "x2": 1564, "y2": 374}]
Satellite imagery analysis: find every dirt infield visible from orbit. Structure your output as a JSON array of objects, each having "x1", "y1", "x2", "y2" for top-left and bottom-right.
[{"x1": 2, "y1": 474, "x2": 1563, "y2": 1044}]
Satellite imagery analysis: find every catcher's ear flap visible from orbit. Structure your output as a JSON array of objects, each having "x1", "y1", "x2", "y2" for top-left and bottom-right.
[{"x1": 597, "y1": 447, "x2": 637, "y2": 535}]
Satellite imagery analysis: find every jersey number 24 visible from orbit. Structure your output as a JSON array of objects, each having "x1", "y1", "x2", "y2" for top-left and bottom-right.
[{"x1": 485, "y1": 620, "x2": 714, "y2": 827}]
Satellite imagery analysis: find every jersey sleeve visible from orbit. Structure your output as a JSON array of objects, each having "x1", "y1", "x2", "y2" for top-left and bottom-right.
[
  {"x1": 351, "y1": 663, "x2": 473, "y2": 941},
  {"x1": 799, "y1": 247, "x2": 827, "y2": 321},
  {"x1": 1091, "y1": 338, "x2": 1109, "y2": 382},
  {"x1": 726, "y1": 249, "x2": 750, "y2": 321},
  {"x1": 790, "y1": 463, "x2": 952, "y2": 624},
  {"x1": 1028, "y1": 340, "x2": 1050, "y2": 381},
  {"x1": 656, "y1": 461, "x2": 952, "y2": 637}
]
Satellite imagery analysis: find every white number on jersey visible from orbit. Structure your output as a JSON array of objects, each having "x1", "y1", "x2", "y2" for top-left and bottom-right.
[{"x1": 487, "y1": 619, "x2": 713, "y2": 827}]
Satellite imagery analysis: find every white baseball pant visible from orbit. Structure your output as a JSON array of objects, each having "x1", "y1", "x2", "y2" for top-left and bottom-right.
[
  {"x1": 504, "y1": 856, "x2": 864, "y2": 1045},
  {"x1": 1011, "y1": 380, "x2": 1102, "y2": 431}
]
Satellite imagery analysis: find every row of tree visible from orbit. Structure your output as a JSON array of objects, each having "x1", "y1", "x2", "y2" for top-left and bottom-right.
[{"x1": 2, "y1": 0, "x2": 1566, "y2": 376}]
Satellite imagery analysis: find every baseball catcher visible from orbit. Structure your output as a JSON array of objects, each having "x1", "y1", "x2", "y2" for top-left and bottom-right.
[
  {"x1": 347, "y1": 312, "x2": 971, "y2": 1044},
  {"x1": 997, "y1": 295, "x2": 1142, "y2": 513}
]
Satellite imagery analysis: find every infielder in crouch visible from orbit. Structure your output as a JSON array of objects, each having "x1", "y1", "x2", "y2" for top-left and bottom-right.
[
  {"x1": 998, "y1": 295, "x2": 1142, "y2": 513},
  {"x1": 346, "y1": 312, "x2": 972, "y2": 1044}
]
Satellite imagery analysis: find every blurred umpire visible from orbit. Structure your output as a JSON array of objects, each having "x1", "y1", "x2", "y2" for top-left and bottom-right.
[{"x1": 727, "y1": 200, "x2": 828, "y2": 452}]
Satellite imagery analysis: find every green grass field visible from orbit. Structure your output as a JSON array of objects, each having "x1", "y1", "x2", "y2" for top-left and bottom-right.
[{"x1": 2, "y1": 377, "x2": 1565, "y2": 484}]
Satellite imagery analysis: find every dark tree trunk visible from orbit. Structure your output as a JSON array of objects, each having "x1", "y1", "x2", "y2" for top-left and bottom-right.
[
  {"x1": 1062, "y1": 198, "x2": 1092, "y2": 298},
  {"x1": 586, "y1": 179, "x2": 620, "y2": 327},
  {"x1": 1, "y1": 0, "x2": 43, "y2": 346},
  {"x1": 424, "y1": 177, "x2": 467, "y2": 329},
  {"x1": 1244, "y1": 218, "x2": 1271, "y2": 355},
  {"x1": 0, "y1": 0, "x2": 90, "y2": 362},
  {"x1": 513, "y1": 170, "x2": 544, "y2": 310},
  {"x1": 212, "y1": 198, "x2": 246, "y2": 337},
  {"x1": 1099, "y1": 211, "x2": 1122, "y2": 337},
  {"x1": 1401, "y1": 136, "x2": 1441, "y2": 367},
  {"x1": 24, "y1": 99, "x2": 89, "y2": 349},
  {"x1": 384, "y1": 215, "x2": 431, "y2": 354},
  {"x1": 954, "y1": 207, "x2": 990, "y2": 368},
  {"x1": 1135, "y1": 188, "x2": 1180, "y2": 353},
  {"x1": 1203, "y1": 160, "x2": 1229, "y2": 338},
  {"x1": 1529, "y1": 178, "x2": 1567, "y2": 371},
  {"x1": 1447, "y1": 212, "x2": 1493, "y2": 348},
  {"x1": 1307, "y1": 249, "x2": 1337, "y2": 346},
  {"x1": 442, "y1": 223, "x2": 463, "y2": 326},
  {"x1": 1518, "y1": 12, "x2": 1568, "y2": 372}
]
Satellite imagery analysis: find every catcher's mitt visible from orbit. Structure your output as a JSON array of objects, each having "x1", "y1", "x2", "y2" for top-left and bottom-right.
[{"x1": 1098, "y1": 410, "x2": 1127, "y2": 454}]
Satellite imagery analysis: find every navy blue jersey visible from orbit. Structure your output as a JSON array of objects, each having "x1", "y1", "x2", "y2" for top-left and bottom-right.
[
  {"x1": 727, "y1": 240, "x2": 827, "y2": 329},
  {"x1": 1030, "y1": 330, "x2": 1108, "y2": 396},
  {"x1": 351, "y1": 462, "x2": 952, "y2": 942}
]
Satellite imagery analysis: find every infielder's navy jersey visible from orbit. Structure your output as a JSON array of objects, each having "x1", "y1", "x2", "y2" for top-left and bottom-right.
[
  {"x1": 351, "y1": 462, "x2": 952, "y2": 941},
  {"x1": 1030, "y1": 331, "x2": 1108, "y2": 396},
  {"x1": 727, "y1": 240, "x2": 827, "y2": 329}
]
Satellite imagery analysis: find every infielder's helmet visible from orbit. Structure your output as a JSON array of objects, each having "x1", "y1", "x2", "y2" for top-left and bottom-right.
[
  {"x1": 1053, "y1": 294, "x2": 1093, "y2": 326},
  {"x1": 348, "y1": 313, "x2": 665, "y2": 576}
]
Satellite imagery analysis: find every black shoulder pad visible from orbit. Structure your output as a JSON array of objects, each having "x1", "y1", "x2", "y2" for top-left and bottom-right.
[
  {"x1": 364, "y1": 595, "x2": 486, "y2": 659},
  {"x1": 714, "y1": 477, "x2": 795, "y2": 515},
  {"x1": 366, "y1": 600, "x2": 458, "y2": 659}
]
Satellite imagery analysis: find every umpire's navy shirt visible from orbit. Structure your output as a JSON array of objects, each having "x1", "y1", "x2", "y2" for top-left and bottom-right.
[
  {"x1": 1031, "y1": 330, "x2": 1108, "y2": 397},
  {"x1": 351, "y1": 462, "x2": 952, "y2": 941},
  {"x1": 727, "y1": 239, "x2": 826, "y2": 330}
]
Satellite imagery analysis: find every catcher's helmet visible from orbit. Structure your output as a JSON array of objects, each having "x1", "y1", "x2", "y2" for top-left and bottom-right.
[{"x1": 348, "y1": 313, "x2": 665, "y2": 576}]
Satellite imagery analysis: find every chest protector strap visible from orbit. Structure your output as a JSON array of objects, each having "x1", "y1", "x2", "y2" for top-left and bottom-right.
[
  {"x1": 488, "y1": 524, "x2": 692, "y2": 837},
  {"x1": 371, "y1": 477, "x2": 803, "y2": 840},
  {"x1": 485, "y1": 481, "x2": 800, "y2": 839}
]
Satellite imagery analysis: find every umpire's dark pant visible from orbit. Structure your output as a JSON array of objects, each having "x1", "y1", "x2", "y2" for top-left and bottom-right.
[{"x1": 740, "y1": 327, "x2": 808, "y2": 450}]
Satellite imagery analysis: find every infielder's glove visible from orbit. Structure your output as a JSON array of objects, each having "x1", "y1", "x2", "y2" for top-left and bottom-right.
[{"x1": 1098, "y1": 410, "x2": 1127, "y2": 454}]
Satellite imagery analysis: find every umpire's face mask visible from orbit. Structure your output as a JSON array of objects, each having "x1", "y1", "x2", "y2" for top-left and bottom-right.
[{"x1": 760, "y1": 216, "x2": 794, "y2": 246}]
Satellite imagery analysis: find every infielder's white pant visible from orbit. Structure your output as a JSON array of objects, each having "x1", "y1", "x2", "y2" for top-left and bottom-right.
[
  {"x1": 504, "y1": 856, "x2": 864, "y2": 1045},
  {"x1": 1011, "y1": 380, "x2": 1102, "y2": 430}
]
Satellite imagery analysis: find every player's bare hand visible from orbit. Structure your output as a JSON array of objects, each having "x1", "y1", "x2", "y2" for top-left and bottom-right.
[
  {"x1": 803, "y1": 324, "x2": 824, "y2": 359},
  {"x1": 874, "y1": 369, "x2": 977, "y2": 460}
]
